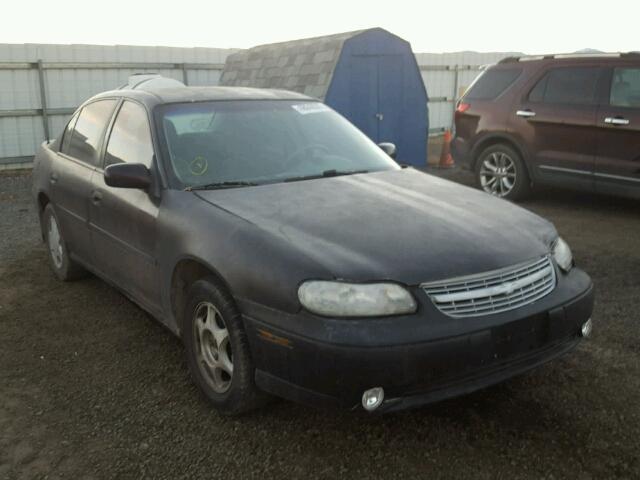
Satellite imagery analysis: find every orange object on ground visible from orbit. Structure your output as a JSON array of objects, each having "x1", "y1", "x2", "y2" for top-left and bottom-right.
[{"x1": 439, "y1": 130, "x2": 455, "y2": 168}]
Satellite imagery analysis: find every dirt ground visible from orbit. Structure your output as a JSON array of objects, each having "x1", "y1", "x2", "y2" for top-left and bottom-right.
[{"x1": 1, "y1": 169, "x2": 639, "y2": 479}]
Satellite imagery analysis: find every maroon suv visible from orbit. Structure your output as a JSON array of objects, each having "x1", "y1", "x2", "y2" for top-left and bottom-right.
[{"x1": 452, "y1": 53, "x2": 640, "y2": 201}]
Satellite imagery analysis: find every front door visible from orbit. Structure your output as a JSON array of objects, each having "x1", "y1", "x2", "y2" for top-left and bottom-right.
[
  {"x1": 89, "y1": 100, "x2": 161, "y2": 309},
  {"x1": 514, "y1": 66, "x2": 602, "y2": 190},
  {"x1": 595, "y1": 66, "x2": 640, "y2": 198}
]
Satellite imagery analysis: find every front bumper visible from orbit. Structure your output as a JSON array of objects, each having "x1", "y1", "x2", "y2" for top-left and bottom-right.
[{"x1": 240, "y1": 268, "x2": 594, "y2": 412}]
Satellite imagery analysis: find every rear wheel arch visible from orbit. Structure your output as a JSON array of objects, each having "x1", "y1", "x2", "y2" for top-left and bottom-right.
[
  {"x1": 37, "y1": 192, "x2": 51, "y2": 240},
  {"x1": 471, "y1": 135, "x2": 533, "y2": 180},
  {"x1": 37, "y1": 191, "x2": 50, "y2": 214},
  {"x1": 170, "y1": 257, "x2": 236, "y2": 337}
]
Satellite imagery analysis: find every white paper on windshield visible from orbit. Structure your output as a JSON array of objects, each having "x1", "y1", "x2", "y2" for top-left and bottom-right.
[{"x1": 291, "y1": 103, "x2": 330, "y2": 115}]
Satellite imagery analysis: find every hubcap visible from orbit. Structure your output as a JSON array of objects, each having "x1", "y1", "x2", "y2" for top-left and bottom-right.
[
  {"x1": 47, "y1": 215, "x2": 64, "y2": 269},
  {"x1": 479, "y1": 152, "x2": 516, "y2": 197},
  {"x1": 193, "y1": 302, "x2": 233, "y2": 393}
]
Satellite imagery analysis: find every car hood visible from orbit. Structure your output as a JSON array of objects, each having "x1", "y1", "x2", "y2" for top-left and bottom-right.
[{"x1": 195, "y1": 169, "x2": 558, "y2": 285}]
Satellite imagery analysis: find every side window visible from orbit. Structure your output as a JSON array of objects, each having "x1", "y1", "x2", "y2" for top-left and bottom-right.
[
  {"x1": 67, "y1": 100, "x2": 117, "y2": 165},
  {"x1": 528, "y1": 67, "x2": 600, "y2": 105},
  {"x1": 105, "y1": 101, "x2": 154, "y2": 168},
  {"x1": 60, "y1": 111, "x2": 80, "y2": 154},
  {"x1": 610, "y1": 68, "x2": 640, "y2": 108}
]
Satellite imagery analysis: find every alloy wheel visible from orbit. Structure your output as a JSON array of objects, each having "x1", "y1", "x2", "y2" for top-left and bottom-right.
[
  {"x1": 193, "y1": 301, "x2": 233, "y2": 393},
  {"x1": 479, "y1": 152, "x2": 516, "y2": 197},
  {"x1": 47, "y1": 215, "x2": 64, "y2": 269}
]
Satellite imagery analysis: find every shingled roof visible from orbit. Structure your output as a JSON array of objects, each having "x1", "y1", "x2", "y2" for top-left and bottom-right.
[{"x1": 219, "y1": 30, "x2": 367, "y2": 99}]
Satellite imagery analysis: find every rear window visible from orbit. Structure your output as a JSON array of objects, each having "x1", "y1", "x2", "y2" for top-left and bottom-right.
[
  {"x1": 465, "y1": 68, "x2": 522, "y2": 100},
  {"x1": 529, "y1": 67, "x2": 600, "y2": 105}
]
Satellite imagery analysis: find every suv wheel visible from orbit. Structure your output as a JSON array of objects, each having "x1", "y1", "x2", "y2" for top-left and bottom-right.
[
  {"x1": 183, "y1": 277, "x2": 268, "y2": 415},
  {"x1": 475, "y1": 144, "x2": 531, "y2": 201}
]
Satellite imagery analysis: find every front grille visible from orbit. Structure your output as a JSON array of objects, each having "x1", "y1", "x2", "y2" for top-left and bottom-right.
[{"x1": 422, "y1": 256, "x2": 556, "y2": 318}]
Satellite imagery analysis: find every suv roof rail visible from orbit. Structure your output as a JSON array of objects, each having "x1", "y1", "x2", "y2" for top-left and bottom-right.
[{"x1": 498, "y1": 52, "x2": 640, "y2": 64}]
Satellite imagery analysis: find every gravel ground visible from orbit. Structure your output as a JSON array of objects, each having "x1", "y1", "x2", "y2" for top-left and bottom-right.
[{"x1": 1, "y1": 169, "x2": 639, "y2": 479}]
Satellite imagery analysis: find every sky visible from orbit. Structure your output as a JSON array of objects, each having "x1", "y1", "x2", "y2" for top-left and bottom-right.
[{"x1": 5, "y1": 0, "x2": 639, "y2": 54}]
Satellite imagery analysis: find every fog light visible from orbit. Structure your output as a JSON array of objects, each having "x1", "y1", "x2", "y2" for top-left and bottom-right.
[
  {"x1": 581, "y1": 318, "x2": 592, "y2": 338},
  {"x1": 362, "y1": 387, "x2": 384, "y2": 412}
]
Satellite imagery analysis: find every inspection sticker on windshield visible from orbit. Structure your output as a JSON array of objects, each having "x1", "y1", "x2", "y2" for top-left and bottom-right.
[{"x1": 291, "y1": 103, "x2": 330, "y2": 115}]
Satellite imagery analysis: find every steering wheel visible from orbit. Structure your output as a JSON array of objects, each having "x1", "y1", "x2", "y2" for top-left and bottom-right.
[{"x1": 283, "y1": 144, "x2": 331, "y2": 170}]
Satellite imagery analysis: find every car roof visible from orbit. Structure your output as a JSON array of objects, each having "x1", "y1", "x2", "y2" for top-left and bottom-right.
[{"x1": 89, "y1": 86, "x2": 315, "y2": 109}]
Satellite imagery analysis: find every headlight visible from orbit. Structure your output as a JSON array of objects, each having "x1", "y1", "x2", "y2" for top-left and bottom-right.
[
  {"x1": 298, "y1": 281, "x2": 417, "y2": 317},
  {"x1": 552, "y1": 237, "x2": 573, "y2": 272}
]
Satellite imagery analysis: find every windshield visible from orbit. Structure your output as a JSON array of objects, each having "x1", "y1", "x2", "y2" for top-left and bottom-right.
[{"x1": 156, "y1": 100, "x2": 400, "y2": 189}]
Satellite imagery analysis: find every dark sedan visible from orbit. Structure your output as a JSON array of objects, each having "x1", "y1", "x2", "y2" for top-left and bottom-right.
[{"x1": 32, "y1": 78, "x2": 594, "y2": 414}]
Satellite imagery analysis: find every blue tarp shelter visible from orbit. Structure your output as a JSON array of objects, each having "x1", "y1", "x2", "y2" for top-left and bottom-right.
[{"x1": 220, "y1": 28, "x2": 429, "y2": 166}]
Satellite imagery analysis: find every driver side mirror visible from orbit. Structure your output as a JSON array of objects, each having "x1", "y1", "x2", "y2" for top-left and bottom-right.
[
  {"x1": 104, "y1": 163, "x2": 151, "y2": 189},
  {"x1": 378, "y1": 142, "x2": 397, "y2": 160}
]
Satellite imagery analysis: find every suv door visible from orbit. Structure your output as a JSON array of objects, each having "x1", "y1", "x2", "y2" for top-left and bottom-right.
[
  {"x1": 89, "y1": 100, "x2": 161, "y2": 310},
  {"x1": 514, "y1": 66, "x2": 602, "y2": 191},
  {"x1": 595, "y1": 66, "x2": 640, "y2": 198},
  {"x1": 53, "y1": 100, "x2": 118, "y2": 265}
]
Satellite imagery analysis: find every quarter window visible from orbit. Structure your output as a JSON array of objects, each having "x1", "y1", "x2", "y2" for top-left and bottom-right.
[
  {"x1": 465, "y1": 68, "x2": 522, "y2": 100},
  {"x1": 528, "y1": 67, "x2": 600, "y2": 105},
  {"x1": 105, "y1": 101, "x2": 154, "y2": 168},
  {"x1": 66, "y1": 100, "x2": 117, "y2": 165},
  {"x1": 610, "y1": 68, "x2": 640, "y2": 108},
  {"x1": 60, "y1": 111, "x2": 80, "y2": 154}
]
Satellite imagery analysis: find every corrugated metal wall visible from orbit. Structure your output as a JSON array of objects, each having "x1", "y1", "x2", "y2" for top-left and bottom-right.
[
  {"x1": 0, "y1": 44, "x2": 518, "y2": 167},
  {"x1": 0, "y1": 44, "x2": 236, "y2": 167}
]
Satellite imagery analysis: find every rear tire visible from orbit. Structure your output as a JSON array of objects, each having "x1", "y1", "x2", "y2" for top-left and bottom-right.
[
  {"x1": 183, "y1": 277, "x2": 268, "y2": 415},
  {"x1": 475, "y1": 144, "x2": 531, "y2": 201},
  {"x1": 42, "y1": 204, "x2": 86, "y2": 281}
]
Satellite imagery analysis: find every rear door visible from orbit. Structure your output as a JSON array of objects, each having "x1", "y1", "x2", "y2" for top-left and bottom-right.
[
  {"x1": 514, "y1": 66, "x2": 602, "y2": 190},
  {"x1": 595, "y1": 65, "x2": 640, "y2": 198},
  {"x1": 89, "y1": 100, "x2": 161, "y2": 309},
  {"x1": 53, "y1": 100, "x2": 118, "y2": 265}
]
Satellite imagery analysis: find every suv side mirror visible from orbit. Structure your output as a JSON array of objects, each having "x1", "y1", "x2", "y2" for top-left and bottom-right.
[
  {"x1": 378, "y1": 142, "x2": 397, "y2": 159},
  {"x1": 104, "y1": 163, "x2": 151, "y2": 189}
]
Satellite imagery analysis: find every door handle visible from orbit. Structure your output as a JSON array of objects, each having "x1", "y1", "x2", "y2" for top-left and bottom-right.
[
  {"x1": 49, "y1": 172, "x2": 58, "y2": 184},
  {"x1": 516, "y1": 110, "x2": 536, "y2": 118},
  {"x1": 604, "y1": 117, "x2": 630, "y2": 126},
  {"x1": 375, "y1": 113, "x2": 384, "y2": 121},
  {"x1": 91, "y1": 190, "x2": 103, "y2": 205}
]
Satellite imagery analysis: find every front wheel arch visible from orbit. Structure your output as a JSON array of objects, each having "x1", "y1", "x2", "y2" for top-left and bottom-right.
[{"x1": 170, "y1": 257, "x2": 236, "y2": 337}]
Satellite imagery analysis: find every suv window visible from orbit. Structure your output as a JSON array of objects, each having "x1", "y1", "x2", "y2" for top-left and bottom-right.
[
  {"x1": 465, "y1": 68, "x2": 521, "y2": 100},
  {"x1": 67, "y1": 100, "x2": 117, "y2": 165},
  {"x1": 529, "y1": 67, "x2": 600, "y2": 105},
  {"x1": 105, "y1": 101, "x2": 154, "y2": 168},
  {"x1": 610, "y1": 68, "x2": 640, "y2": 108}
]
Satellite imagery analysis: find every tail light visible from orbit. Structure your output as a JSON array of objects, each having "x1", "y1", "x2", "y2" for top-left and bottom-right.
[{"x1": 455, "y1": 102, "x2": 471, "y2": 114}]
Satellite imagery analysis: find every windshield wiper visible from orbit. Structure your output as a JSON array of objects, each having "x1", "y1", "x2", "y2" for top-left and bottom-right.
[
  {"x1": 283, "y1": 169, "x2": 369, "y2": 183},
  {"x1": 185, "y1": 181, "x2": 259, "y2": 191}
]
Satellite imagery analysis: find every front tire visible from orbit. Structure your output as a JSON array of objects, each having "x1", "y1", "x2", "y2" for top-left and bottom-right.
[
  {"x1": 183, "y1": 278, "x2": 267, "y2": 415},
  {"x1": 475, "y1": 144, "x2": 531, "y2": 201},
  {"x1": 42, "y1": 204, "x2": 86, "y2": 281}
]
